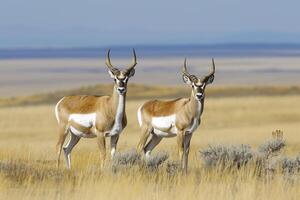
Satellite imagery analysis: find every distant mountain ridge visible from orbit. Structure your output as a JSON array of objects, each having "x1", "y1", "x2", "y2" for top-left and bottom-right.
[{"x1": 2, "y1": 43, "x2": 300, "y2": 59}]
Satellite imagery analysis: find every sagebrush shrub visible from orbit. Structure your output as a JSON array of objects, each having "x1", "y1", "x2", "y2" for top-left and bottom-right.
[
  {"x1": 200, "y1": 133, "x2": 287, "y2": 174},
  {"x1": 200, "y1": 144, "x2": 253, "y2": 169}
]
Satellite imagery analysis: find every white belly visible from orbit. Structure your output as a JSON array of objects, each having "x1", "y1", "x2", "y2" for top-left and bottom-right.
[
  {"x1": 69, "y1": 113, "x2": 96, "y2": 137},
  {"x1": 68, "y1": 112, "x2": 123, "y2": 138},
  {"x1": 151, "y1": 115, "x2": 200, "y2": 137},
  {"x1": 152, "y1": 115, "x2": 177, "y2": 137}
]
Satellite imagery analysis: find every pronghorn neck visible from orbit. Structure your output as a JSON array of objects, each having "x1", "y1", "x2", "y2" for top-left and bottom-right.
[
  {"x1": 111, "y1": 85, "x2": 127, "y2": 111},
  {"x1": 110, "y1": 85, "x2": 126, "y2": 135},
  {"x1": 187, "y1": 90, "x2": 203, "y2": 118}
]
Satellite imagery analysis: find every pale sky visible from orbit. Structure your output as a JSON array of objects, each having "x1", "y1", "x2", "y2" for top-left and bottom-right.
[{"x1": 1, "y1": 0, "x2": 300, "y2": 48}]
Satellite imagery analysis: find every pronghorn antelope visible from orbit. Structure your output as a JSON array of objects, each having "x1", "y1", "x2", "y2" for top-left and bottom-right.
[
  {"x1": 55, "y1": 49, "x2": 137, "y2": 169},
  {"x1": 137, "y1": 58, "x2": 215, "y2": 173}
]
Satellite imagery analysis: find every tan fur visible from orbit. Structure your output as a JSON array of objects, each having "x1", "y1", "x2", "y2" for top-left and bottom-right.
[
  {"x1": 57, "y1": 92, "x2": 127, "y2": 134},
  {"x1": 137, "y1": 58, "x2": 215, "y2": 174},
  {"x1": 142, "y1": 98, "x2": 189, "y2": 117},
  {"x1": 137, "y1": 91, "x2": 202, "y2": 175},
  {"x1": 137, "y1": 92, "x2": 203, "y2": 175},
  {"x1": 55, "y1": 49, "x2": 137, "y2": 169},
  {"x1": 140, "y1": 93, "x2": 200, "y2": 131},
  {"x1": 55, "y1": 85, "x2": 128, "y2": 169}
]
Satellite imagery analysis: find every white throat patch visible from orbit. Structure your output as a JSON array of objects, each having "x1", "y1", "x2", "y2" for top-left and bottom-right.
[{"x1": 108, "y1": 94, "x2": 125, "y2": 136}]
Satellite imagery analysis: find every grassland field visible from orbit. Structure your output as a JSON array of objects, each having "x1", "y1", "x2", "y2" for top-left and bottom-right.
[{"x1": 0, "y1": 84, "x2": 300, "y2": 200}]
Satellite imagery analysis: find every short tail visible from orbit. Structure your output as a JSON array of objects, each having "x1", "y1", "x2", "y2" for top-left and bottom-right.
[
  {"x1": 137, "y1": 105, "x2": 143, "y2": 127},
  {"x1": 55, "y1": 97, "x2": 65, "y2": 123}
]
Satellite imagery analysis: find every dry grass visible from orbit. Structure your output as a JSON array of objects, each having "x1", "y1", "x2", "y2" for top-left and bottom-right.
[{"x1": 0, "y1": 92, "x2": 300, "y2": 199}]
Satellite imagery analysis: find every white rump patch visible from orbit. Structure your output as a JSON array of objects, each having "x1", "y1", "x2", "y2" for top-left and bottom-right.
[
  {"x1": 137, "y1": 106, "x2": 143, "y2": 127},
  {"x1": 68, "y1": 113, "x2": 96, "y2": 136},
  {"x1": 55, "y1": 97, "x2": 65, "y2": 123}
]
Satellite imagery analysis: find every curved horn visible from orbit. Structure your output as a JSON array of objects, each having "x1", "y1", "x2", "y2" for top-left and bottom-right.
[
  {"x1": 182, "y1": 58, "x2": 191, "y2": 77},
  {"x1": 182, "y1": 58, "x2": 198, "y2": 83},
  {"x1": 125, "y1": 48, "x2": 137, "y2": 74},
  {"x1": 209, "y1": 58, "x2": 216, "y2": 77},
  {"x1": 201, "y1": 58, "x2": 216, "y2": 82},
  {"x1": 105, "y1": 49, "x2": 120, "y2": 75}
]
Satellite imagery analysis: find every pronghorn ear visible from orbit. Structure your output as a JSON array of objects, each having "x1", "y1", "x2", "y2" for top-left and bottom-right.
[
  {"x1": 108, "y1": 70, "x2": 115, "y2": 78},
  {"x1": 204, "y1": 75, "x2": 214, "y2": 85},
  {"x1": 128, "y1": 69, "x2": 135, "y2": 77},
  {"x1": 182, "y1": 74, "x2": 192, "y2": 85}
]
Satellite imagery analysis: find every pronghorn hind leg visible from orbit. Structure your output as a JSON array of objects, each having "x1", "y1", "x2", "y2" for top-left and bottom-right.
[
  {"x1": 137, "y1": 125, "x2": 152, "y2": 153},
  {"x1": 96, "y1": 131, "x2": 106, "y2": 169},
  {"x1": 63, "y1": 131, "x2": 80, "y2": 169},
  {"x1": 144, "y1": 133, "x2": 162, "y2": 159},
  {"x1": 56, "y1": 125, "x2": 69, "y2": 168},
  {"x1": 110, "y1": 134, "x2": 119, "y2": 159}
]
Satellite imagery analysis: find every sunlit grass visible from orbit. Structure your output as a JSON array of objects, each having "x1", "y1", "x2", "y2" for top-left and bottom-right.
[
  {"x1": 0, "y1": 92, "x2": 300, "y2": 199},
  {"x1": 1, "y1": 150, "x2": 300, "y2": 200}
]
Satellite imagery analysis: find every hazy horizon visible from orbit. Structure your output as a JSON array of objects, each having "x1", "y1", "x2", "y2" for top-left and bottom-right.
[
  {"x1": 2, "y1": 43, "x2": 300, "y2": 60},
  {"x1": 3, "y1": 42, "x2": 300, "y2": 50}
]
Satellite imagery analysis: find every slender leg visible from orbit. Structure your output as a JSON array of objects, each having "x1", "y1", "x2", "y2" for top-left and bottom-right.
[
  {"x1": 110, "y1": 134, "x2": 119, "y2": 159},
  {"x1": 137, "y1": 125, "x2": 152, "y2": 153},
  {"x1": 63, "y1": 131, "x2": 80, "y2": 169},
  {"x1": 144, "y1": 134, "x2": 162, "y2": 159},
  {"x1": 96, "y1": 131, "x2": 106, "y2": 169},
  {"x1": 177, "y1": 130, "x2": 184, "y2": 162},
  {"x1": 182, "y1": 133, "x2": 193, "y2": 174},
  {"x1": 56, "y1": 125, "x2": 69, "y2": 168}
]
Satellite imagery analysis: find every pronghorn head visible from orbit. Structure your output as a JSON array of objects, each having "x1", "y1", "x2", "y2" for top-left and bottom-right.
[
  {"x1": 105, "y1": 49, "x2": 137, "y2": 95},
  {"x1": 182, "y1": 58, "x2": 215, "y2": 101}
]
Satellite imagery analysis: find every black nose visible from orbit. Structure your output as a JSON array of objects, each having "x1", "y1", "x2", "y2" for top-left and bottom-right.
[
  {"x1": 196, "y1": 93, "x2": 203, "y2": 99},
  {"x1": 118, "y1": 88, "x2": 125, "y2": 93}
]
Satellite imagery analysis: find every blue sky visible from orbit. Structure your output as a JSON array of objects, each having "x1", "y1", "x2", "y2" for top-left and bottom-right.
[{"x1": 1, "y1": 0, "x2": 300, "y2": 48}]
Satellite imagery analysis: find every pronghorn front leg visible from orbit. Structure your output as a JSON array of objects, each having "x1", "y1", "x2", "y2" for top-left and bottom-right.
[
  {"x1": 177, "y1": 130, "x2": 184, "y2": 162},
  {"x1": 182, "y1": 133, "x2": 192, "y2": 174},
  {"x1": 96, "y1": 131, "x2": 106, "y2": 168},
  {"x1": 177, "y1": 130, "x2": 193, "y2": 174},
  {"x1": 110, "y1": 135, "x2": 119, "y2": 159}
]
